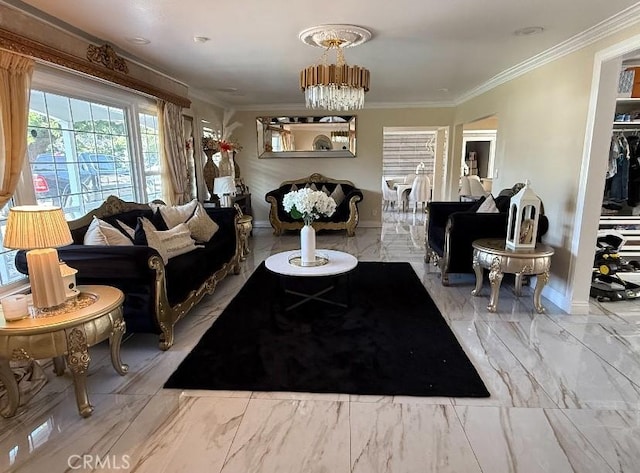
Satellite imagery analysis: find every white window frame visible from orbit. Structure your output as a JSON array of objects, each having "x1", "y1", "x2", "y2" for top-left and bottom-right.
[{"x1": 0, "y1": 65, "x2": 161, "y2": 296}]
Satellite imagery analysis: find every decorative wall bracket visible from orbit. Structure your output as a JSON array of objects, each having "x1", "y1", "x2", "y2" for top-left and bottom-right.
[{"x1": 87, "y1": 43, "x2": 128, "y2": 74}]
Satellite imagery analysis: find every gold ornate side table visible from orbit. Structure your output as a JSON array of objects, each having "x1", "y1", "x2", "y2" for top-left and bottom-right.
[
  {"x1": 471, "y1": 238, "x2": 554, "y2": 313},
  {"x1": 0, "y1": 285, "x2": 127, "y2": 418}
]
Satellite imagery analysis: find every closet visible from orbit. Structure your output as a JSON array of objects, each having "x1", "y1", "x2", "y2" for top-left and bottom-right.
[{"x1": 599, "y1": 97, "x2": 640, "y2": 259}]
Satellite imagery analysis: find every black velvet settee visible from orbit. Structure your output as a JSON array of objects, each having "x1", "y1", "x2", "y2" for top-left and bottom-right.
[
  {"x1": 16, "y1": 196, "x2": 241, "y2": 350},
  {"x1": 265, "y1": 173, "x2": 363, "y2": 236},
  {"x1": 426, "y1": 192, "x2": 549, "y2": 285}
]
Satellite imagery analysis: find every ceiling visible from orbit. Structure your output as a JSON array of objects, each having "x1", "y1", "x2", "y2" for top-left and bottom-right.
[{"x1": 5, "y1": 0, "x2": 640, "y2": 108}]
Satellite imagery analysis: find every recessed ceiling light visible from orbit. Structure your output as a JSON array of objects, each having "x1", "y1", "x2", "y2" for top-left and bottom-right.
[
  {"x1": 216, "y1": 87, "x2": 238, "y2": 93},
  {"x1": 513, "y1": 26, "x2": 544, "y2": 36},
  {"x1": 126, "y1": 37, "x2": 150, "y2": 45},
  {"x1": 193, "y1": 36, "x2": 210, "y2": 43},
  {"x1": 437, "y1": 88, "x2": 449, "y2": 93}
]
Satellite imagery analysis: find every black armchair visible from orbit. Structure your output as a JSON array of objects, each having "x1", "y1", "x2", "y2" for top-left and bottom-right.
[{"x1": 426, "y1": 198, "x2": 549, "y2": 285}]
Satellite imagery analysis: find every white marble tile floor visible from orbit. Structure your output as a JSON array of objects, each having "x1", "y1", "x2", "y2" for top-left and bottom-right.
[{"x1": 1, "y1": 209, "x2": 639, "y2": 472}]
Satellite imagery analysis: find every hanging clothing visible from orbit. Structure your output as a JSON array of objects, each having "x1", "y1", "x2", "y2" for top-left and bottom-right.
[{"x1": 607, "y1": 134, "x2": 630, "y2": 202}]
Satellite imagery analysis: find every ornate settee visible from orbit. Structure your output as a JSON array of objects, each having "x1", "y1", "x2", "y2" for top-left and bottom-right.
[
  {"x1": 426, "y1": 187, "x2": 549, "y2": 285},
  {"x1": 16, "y1": 196, "x2": 241, "y2": 350},
  {"x1": 265, "y1": 173, "x2": 363, "y2": 236}
]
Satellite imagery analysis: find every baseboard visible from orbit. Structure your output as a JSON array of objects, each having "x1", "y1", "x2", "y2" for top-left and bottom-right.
[
  {"x1": 252, "y1": 220, "x2": 382, "y2": 229},
  {"x1": 542, "y1": 284, "x2": 590, "y2": 314}
]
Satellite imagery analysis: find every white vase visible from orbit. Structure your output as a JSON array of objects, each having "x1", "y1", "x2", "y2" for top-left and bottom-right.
[{"x1": 300, "y1": 224, "x2": 316, "y2": 266}]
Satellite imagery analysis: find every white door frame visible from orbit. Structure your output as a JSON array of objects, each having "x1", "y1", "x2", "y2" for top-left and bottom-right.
[
  {"x1": 568, "y1": 33, "x2": 640, "y2": 313},
  {"x1": 461, "y1": 130, "x2": 497, "y2": 179}
]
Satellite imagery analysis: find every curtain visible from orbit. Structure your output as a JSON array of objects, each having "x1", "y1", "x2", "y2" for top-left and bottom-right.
[
  {"x1": 0, "y1": 51, "x2": 34, "y2": 210},
  {"x1": 158, "y1": 100, "x2": 189, "y2": 205}
]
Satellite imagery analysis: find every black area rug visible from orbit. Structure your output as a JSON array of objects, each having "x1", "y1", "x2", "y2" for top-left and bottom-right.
[{"x1": 164, "y1": 262, "x2": 490, "y2": 398}]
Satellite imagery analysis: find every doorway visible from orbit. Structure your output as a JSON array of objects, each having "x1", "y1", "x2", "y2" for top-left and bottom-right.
[
  {"x1": 460, "y1": 116, "x2": 498, "y2": 196},
  {"x1": 573, "y1": 36, "x2": 640, "y2": 311}
]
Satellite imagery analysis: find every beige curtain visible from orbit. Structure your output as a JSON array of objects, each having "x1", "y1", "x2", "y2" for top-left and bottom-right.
[
  {"x1": 158, "y1": 100, "x2": 189, "y2": 205},
  {"x1": 0, "y1": 51, "x2": 34, "y2": 209}
]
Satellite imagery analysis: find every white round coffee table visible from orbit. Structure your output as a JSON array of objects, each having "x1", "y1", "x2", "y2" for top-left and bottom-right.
[{"x1": 265, "y1": 249, "x2": 358, "y2": 311}]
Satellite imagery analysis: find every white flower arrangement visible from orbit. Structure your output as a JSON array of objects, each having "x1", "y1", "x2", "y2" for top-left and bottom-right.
[{"x1": 283, "y1": 188, "x2": 337, "y2": 225}]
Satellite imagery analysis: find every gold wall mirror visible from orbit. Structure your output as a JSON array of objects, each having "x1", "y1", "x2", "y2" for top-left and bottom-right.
[{"x1": 257, "y1": 115, "x2": 356, "y2": 158}]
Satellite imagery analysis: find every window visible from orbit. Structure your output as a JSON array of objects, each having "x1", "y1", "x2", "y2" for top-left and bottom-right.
[
  {"x1": 139, "y1": 112, "x2": 162, "y2": 201},
  {"x1": 0, "y1": 201, "x2": 22, "y2": 288},
  {"x1": 28, "y1": 91, "x2": 135, "y2": 219},
  {"x1": 0, "y1": 66, "x2": 164, "y2": 291},
  {"x1": 383, "y1": 130, "x2": 436, "y2": 178}
]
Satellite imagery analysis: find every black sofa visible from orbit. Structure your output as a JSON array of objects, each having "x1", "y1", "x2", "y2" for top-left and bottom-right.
[
  {"x1": 265, "y1": 173, "x2": 363, "y2": 236},
  {"x1": 426, "y1": 192, "x2": 549, "y2": 285},
  {"x1": 16, "y1": 196, "x2": 241, "y2": 350}
]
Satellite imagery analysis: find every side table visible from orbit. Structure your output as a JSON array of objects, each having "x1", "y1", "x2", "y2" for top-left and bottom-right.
[
  {"x1": 471, "y1": 238, "x2": 554, "y2": 313},
  {"x1": 0, "y1": 285, "x2": 128, "y2": 418}
]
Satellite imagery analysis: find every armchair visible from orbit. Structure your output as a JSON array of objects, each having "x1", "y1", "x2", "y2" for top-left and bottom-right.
[{"x1": 425, "y1": 193, "x2": 549, "y2": 285}]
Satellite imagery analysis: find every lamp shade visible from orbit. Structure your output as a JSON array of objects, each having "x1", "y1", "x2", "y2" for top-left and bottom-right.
[
  {"x1": 213, "y1": 176, "x2": 236, "y2": 196},
  {"x1": 4, "y1": 205, "x2": 72, "y2": 250}
]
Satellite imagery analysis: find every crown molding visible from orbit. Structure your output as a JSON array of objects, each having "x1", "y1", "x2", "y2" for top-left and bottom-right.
[
  {"x1": 0, "y1": 27, "x2": 191, "y2": 107},
  {"x1": 188, "y1": 88, "x2": 230, "y2": 109},
  {"x1": 1, "y1": 0, "x2": 189, "y2": 88},
  {"x1": 455, "y1": 3, "x2": 640, "y2": 105},
  {"x1": 234, "y1": 99, "x2": 455, "y2": 112},
  {"x1": 365, "y1": 100, "x2": 456, "y2": 109}
]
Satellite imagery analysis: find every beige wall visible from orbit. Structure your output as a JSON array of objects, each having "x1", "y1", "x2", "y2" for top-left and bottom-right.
[
  {"x1": 233, "y1": 107, "x2": 455, "y2": 227},
  {"x1": 453, "y1": 22, "x2": 640, "y2": 310},
  {"x1": 183, "y1": 22, "x2": 640, "y2": 312}
]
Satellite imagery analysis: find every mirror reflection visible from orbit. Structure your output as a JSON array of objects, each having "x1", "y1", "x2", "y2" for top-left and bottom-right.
[{"x1": 257, "y1": 115, "x2": 356, "y2": 158}]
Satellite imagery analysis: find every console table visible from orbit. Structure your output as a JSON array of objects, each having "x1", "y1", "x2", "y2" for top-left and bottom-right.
[
  {"x1": 0, "y1": 285, "x2": 128, "y2": 418},
  {"x1": 471, "y1": 238, "x2": 554, "y2": 313}
]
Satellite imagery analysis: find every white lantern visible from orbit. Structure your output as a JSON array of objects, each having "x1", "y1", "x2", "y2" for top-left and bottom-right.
[
  {"x1": 506, "y1": 180, "x2": 541, "y2": 251},
  {"x1": 59, "y1": 261, "x2": 79, "y2": 298}
]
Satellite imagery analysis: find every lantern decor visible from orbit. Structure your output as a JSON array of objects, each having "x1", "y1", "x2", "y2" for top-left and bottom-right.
[{"x1": 506, "y1": 180, "x2": 541, "y2": 251}]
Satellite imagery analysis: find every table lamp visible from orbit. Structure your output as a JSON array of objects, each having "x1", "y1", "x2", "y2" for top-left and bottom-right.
[
  {"x1": 4, "y1": 205, "x2": 72, "y2": 309},
  {"x1": 213, "y1": 176, "x2": 236, "y2": 207}
]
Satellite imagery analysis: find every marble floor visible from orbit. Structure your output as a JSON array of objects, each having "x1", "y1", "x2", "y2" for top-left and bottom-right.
[{"x1": 1, "y1": 209, "x2": 639, "y2": 472}]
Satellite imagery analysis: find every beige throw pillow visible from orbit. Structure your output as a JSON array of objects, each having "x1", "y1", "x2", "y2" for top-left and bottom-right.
[
  {"x1": 186, "y1": 203, "x2": 219, "y2": 242},
  {"x1": 84, "y1": 216, "x2": 133, "y2": 246},
  {"x1": 156, "y1": 199, "x2": 198, "y2": 228},
  {"x1": 116, "y1": 220, "x2": 136, "y2": 240},
  {"x1": 475, "y1": 194, "x2": 499, "y2": 213},
  {"x1": 330, "y1": 184, "x2": 346, "y2": 207},
  {"x1": 140, "y1": 218, "x2": 197, "y2": 264}
]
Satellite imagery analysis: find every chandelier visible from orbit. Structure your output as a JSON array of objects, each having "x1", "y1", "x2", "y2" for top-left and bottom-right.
[{"x1": 299, "y1": 25, "x2": 372, "y2": 111}]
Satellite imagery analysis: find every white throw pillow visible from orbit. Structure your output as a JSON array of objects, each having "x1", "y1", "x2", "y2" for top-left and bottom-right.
[
  {"x1": 157, "y1": 199, "x2": 198, "y2": 228},
  {"x1": 140, "y1": 218, "x2": 197, "y2": 264},
  {"x1": 330, "y1": 184, "x2": 346, "y2": 207},
  {"x1": 186, "y1": 203, "x2": 219, "y2": 242},
  {"x1": 320, "y1": 184, "x2": 331, "y2": 196},
  {"x1": 84, "y1": 216, "x2": 133, "y2": 246},
  {"x1": 475, "y1": 194, "x2": 499, "y2": 213}
]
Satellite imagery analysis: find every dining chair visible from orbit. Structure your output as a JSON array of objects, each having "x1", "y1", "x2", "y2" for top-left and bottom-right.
[
  {"x1": 459, "y1": 175, "x2": 487, "y2": 201},
  {"x1": 408, "y1": 174, "x2": 431, "y2": 213},
  {"x1": 381, "y1": 176, "x2": 398, "y2": 210}
]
